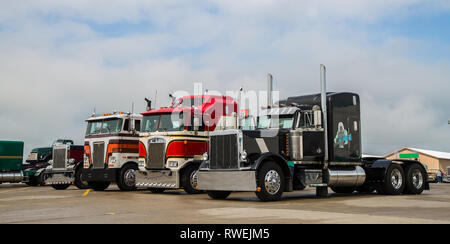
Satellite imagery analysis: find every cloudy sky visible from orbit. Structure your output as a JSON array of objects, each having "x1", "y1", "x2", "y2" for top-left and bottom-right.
[{"x1": 0, "y1": 0, "x2": 449, "y2": 156}]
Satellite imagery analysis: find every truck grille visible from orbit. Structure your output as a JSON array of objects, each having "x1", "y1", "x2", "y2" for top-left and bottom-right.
[
  {"x1": 146, "y1": 140, "x2": 165, "y2": 169},
  {"x1": 53, "y1": 148, "x2": 67, "y2": 169},
  {"x1": 92, "y1": 142, "x2": 105, "y2": 169},
  {"x1": 209, "y1": 134, "x2": 239, "y2": 169}
]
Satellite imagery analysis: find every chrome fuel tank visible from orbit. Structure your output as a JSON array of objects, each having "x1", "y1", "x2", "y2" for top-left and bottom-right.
[
  {"x1": 0, "y1": 171, "x2": 24, "y2": 183},
  {"x1": 327, "y1": 166, "x2": 366, "y2": 187}
]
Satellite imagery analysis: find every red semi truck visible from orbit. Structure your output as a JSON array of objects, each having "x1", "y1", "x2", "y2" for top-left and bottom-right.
[{"x1": 136, "y1": 95, "x2": 238, "y2": 193}]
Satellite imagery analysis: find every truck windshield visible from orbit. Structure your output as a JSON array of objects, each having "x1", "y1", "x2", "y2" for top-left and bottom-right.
[
  {"x1": 142, "y1": 113, "x2": 185, "y2": 132},
  {"x1": 257, "y1": 115, "x2": 294, "y2": 129},
  {"x1": 86, "y1": 119, "x2": 123, "y2": 135}
]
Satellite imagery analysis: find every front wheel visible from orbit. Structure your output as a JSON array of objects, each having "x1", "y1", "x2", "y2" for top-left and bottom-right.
[
  {"x1": 38, "y1": 172, "x2": 47, "y2": 186},
  {"x1": 255, "y1": 161, "x2": 285, "y2": 201},
  {"x1": 207, "y1": 191, "x2": 231, "y2": 200},
  {"x1": 52, "y1": 184, "x2": 70, "y2": 190},
  {"x1": 74, "y1": 168, "x2": 90, "y2": 189},
  {"x1": 404, "y1": 164, "x2": 426, "y2": 195},
  {"x1": 117, "y1": 164, "x2": 138, "y2": 191},
  {"x1": 88, "y1": 181, "x2": 110, "y2": 191},
  {"x1": 25, "y1": 176, "x2": 39, "y2": 186},
  {"x1": 181, "y1": 165, "x2": 202, "y2": 194},
  {"x1": 380, "y1": 164, "x2": 405, "y2": 195}
]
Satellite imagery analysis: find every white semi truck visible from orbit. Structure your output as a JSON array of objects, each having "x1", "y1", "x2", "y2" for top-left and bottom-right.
[{"x1": 82, "y1": 112, "x2": 142, "y2": 191}]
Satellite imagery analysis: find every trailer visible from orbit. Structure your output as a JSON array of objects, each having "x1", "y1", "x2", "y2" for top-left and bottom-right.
[
  {"x1": 136, "y1": 95, "x2": 238, "y2": 193},
  {"x1": 42, "y1": 143, "x2": 89, "y2": 190},
  {"x1": 197, "y1": 65, "x2": 429, "y2": 201},
  {"x1": 0, "y1": 141, "x2": 24, "y2": 184},
  {"x1": 81, "y1": 112, "x2": 142, "y2": 191}
]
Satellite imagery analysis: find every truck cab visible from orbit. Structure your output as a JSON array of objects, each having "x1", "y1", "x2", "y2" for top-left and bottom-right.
[
  {"x1": 136, "y1": 95, "x2": 238, "y2": 193},
  {"x1": 82, "y1": 112, "x2": 142, "y2": 191}
]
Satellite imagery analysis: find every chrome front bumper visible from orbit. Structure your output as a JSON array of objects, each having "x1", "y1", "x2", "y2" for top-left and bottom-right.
[
  {"x1": 45, "y1": 172, "x2": 74, "y2": 185},
  {"x1": 135, "y1": 170, "x2": 179, "y2": 189},
  {"x1": 197, "y1": 170, "x2": 257, "y2": 192}
]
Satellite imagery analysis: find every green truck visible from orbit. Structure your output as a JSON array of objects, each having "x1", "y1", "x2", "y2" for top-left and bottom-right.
[
  {"x1": 22, "y1": 139, "x2": 75, "y2": 186},
  {"x1": 0, "y1": 141, "x2": 25, "y2": 184}
]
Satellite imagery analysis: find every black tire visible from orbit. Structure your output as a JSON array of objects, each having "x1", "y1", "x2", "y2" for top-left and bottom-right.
[
  {"x1": 88, "y1": 181, "x2": 110, "y2": 191},
  {"x1": 52, "y1": 184, "x2": 70, "y2": 190},
  {"x1": 331, "y1": 187, "x2": 355, "y2": 194},
  {"x1": 38, "y1": 172, "x2": 47, "y2": 186},
  {"x1": 149, "y1": 188, "x2": 165, "y2": 193},
  {"x1": 380, "y1": 164, "x2": 405, "y2": 195},
  {"x1": 117, "y1": 164, "x2": 138, "y2": 191},
  {"x1": 255, "y1": 161, "x2": 285, "y2": 201},
  {"x1": 207, "y1": 191, "x2": 231, "y2": 200},
  {"x1": 181, "y1": 164, "x2": 202, "y2": 194},
  {"x1": 404, "y1": 164, "x2": 426, "y2": 195},
  {"x1": 25, "y1": 176, "x2": 39, "y2": 186},
  {"x1": 74, "y1": 168, "x2": 90, "y2": 190}
]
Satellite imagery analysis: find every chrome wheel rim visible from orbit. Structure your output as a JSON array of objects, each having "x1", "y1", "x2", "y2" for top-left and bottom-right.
[
  {"x1": 391, "y1": 168, "x2": 403, "y2": 190},
  {"x1": 190, "y1": 170, "x2": 198, "y2": 190},
  {"x1": 264, "y1": 170, "x2": 281, "y2": 195},
  {"x1": 411, "y1": 169, "x2": 424, "y2": 189},
  {"x1": 124, "y1": 169, "x2": 136, "y2": 187}
]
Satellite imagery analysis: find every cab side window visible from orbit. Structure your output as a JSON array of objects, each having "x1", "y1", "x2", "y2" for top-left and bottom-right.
[
  {"x1": 135, "y1": 120, "x2": 141, "y2": 132},
  {"x1": 123, "y1": 119, "x2": 130, "y2": 131}
]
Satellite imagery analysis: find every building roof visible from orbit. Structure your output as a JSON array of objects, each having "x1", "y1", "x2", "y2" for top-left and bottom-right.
[{"x1": 386, "y1": 147, "x2": 450, "y2": 160}]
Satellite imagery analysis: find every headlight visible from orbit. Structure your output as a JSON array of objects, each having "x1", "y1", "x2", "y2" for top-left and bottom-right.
[
  {"x1": 169, "y1": 161, "x2": 178, "y2": 167},
  {"x1": 109, "y1": 156, "x2": 116, "y2": 164},
  {"x1": 48, "y1": 160, "x2": 53, "y2": 165},
  {"x1": 202, "y1": 152, "x2": 208, "y2": 161},
  {"x1": 68, "y1": 158, "x2": 75, "y2": 164},
  {"x1": 240, "y1": 150, "x2": 247, "y2": 161}
]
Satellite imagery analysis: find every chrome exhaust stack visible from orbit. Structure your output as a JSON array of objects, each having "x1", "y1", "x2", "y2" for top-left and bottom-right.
[
  {"x1": 320, "y1": 64, "x2": 328, "y2": 163},
  {"x1": 267, "y1": 73, "x2": 273, "y2": 108}
]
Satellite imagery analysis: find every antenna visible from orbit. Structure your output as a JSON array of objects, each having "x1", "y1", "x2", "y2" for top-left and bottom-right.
[
  {"x1": 131, "y1": 102, "x2": 134, "y2": 114},
  {"x1": 154, "y1": 90, "x2": 158, "y2": 109}
]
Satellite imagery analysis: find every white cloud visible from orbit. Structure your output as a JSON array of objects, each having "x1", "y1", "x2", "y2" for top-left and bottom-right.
[{"x1": 0, "y1": 1, "x2": 449, "y2": 155}]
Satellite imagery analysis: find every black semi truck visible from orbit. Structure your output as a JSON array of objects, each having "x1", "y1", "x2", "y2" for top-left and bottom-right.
[{"x1": 197, "y1": 65, "x2": 429, "y2": 201}]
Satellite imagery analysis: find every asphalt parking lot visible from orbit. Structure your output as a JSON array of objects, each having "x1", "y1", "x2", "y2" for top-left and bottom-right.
[{"x1": 0, "y1": 183, "x2": 449, "y2": 224}]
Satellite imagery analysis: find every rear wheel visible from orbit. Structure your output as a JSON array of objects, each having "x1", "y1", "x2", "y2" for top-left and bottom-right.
[
  {"x1": 255, "y1": 161, "x2": 285, "y2": 201},
  {"x1": 404, "y1": 164, "x2": 426, "y2": 195},
  {"x1": 117, "y1": 164, "x2": 138, "y2": 191},
  {"x1": 74, "y1": 168, "x2": 90, "y2": 190},
  {"x1": 331, "y1": 187, "x2": 355, "y2": 194},
  {"x1": 380, "y1": 164, "x2": 405, "y2": 195},
  {"x1": 88, "y1": 181, "x2": 110, "y2": 191},
  {"x1": 207, "y1": 191, "x2": 231, "y2": 200},
  {"x1": 52, "y1": 184, "x2": 70, "y2": 190},
  {"x1": 181, "y1": 164, "x2": 202, "y2": 194}
]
